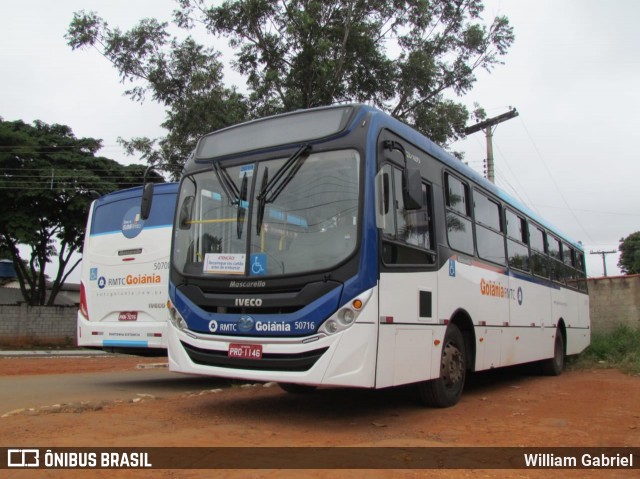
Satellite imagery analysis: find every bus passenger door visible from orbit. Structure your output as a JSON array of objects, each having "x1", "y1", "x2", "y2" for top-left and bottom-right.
[{"x1": 374, "y1": 162, "x2": 438, "y2": 388}]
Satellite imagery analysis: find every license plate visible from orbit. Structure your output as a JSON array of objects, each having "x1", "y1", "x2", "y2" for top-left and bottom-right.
[
  {"x1": 228, "y1": 343, "x2": 263, "y2": 360},
  {"x1": 118, "y1": 311, "x2": 138, "y2": 321}
]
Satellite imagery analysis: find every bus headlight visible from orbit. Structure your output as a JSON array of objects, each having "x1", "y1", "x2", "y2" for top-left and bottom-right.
[
  {"x1": 324, "y1": 320, "x2": 339, "y2": 334},
  {"x1": 319, "y1": 288, "x2": 373, "y2": 336},
  {"x1": 339, "y1": 308, "x2": 356, "y2": 324},
  {"x1": 167, "y1": 300, "x2": 189, "y2": 332}
]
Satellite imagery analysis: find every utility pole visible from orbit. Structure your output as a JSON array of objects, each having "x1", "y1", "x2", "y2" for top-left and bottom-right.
[
  {"x1": 589, "y1": 250, "x2": 616, "y2": 277},
  {"x1": 464, "y1": 108, "x2": 519, "y2": 183}
]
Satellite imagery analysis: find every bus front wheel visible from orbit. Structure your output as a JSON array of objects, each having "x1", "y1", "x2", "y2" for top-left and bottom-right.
[{"x1": 417, "y1": 324, "x2": 466, "y2": 408}]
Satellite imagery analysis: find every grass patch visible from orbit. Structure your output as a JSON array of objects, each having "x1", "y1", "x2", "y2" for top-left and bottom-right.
[{"x1": 568, "y1": 324, "x2": 640, "y2": 374}]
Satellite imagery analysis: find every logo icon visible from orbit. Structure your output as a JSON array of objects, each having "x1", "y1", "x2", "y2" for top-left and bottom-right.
[
  {"x1": 7, "y1": 449, "x2": 39, "y2": 468},
  {"x1": 208, "y1": 320, "x2": 218, "y2": 333},
  {"x1": 238, "y1": 315, "x2": 255, "y2": 333},
  {"x1": 250, "y1": 253, "x2": 267, "y2": 276},
  {"x1": 97, "y1": 276, "x2": 106, "y2": 289},
  {"x1": 121, "y1": 206, "x2": 145, "y2": 239},
  {"x1": 517, "y1": 287, "x2": 524, "y2": 306}
]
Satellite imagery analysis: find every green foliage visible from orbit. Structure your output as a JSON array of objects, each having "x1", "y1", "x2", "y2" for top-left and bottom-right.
[
  {"x1": 67, "y1": 10, "x2": 248, "y2": 175},
  {"x1": 568, "y1": 325, "x2": 640, "y2": 374},
  {"x1": 618, "y1": 231, "x2": 640, "y2": 275},
  {"x1": 66, "y1": 0, "x2": 513, "y2": 171},
  {"x1": 0, "y1": 118, "x2": 156, "y2": 305}
]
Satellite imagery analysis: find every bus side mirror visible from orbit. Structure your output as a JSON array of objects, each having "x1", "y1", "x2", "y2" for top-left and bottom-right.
[
  {"x1": 140, "y1": 183, "x2": 155, "y2": 220},
  {"x1": 179, "y1": 196, "x2": 195, "y2": 230},
  {"x1": 375, "y1": 169, "x2": 390, "y2": 229},
  {"x1": 403, "y1": 166, "x2": 423, "y2": 211}
]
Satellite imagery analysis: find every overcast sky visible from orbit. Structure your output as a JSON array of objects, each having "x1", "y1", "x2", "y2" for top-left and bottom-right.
[{"x1": 1, "y1": 0, "x2": 639, "y2": 279}]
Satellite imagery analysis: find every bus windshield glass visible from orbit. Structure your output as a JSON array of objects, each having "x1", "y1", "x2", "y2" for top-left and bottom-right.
[{"x1": 173, "y1": 149, "x2": 360, "y2": 278}]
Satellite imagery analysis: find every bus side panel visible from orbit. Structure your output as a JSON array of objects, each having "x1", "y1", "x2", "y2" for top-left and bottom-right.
[
  {"x1": 566, "y1": 291, "x2": 591, "y2": 356},
  {"x1": 505, "y1": 275, "x2": 553, "y2": 366},
  {"x1": 376, "y1": 272, "x2": 439, "y2": 388},
  {"x1": 438, "y1": 257, "x2": 510, "y2": 372}
]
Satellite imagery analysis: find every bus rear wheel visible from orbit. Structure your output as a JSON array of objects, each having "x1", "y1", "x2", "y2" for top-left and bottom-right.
[
  {"x1": 417, "y1": 324, "x2": 466, "y2": 408},
  {"x1": 541, "y1": 330, "x2": 565, "y2": 376}
]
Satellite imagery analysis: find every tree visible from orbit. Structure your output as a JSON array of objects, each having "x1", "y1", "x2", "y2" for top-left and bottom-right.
[
  {"x1": 66, "y1": 0, "x2": 513, "y2": 172},
  {"x1": 618, "y1": 231, "x2": 640, "y2": 275},
  {"x1": 0, "y1": 118, "x2": 160, "y2": 305},
  {"x1": 66, "y1": 12, "x2": 248, "y2": 175}
]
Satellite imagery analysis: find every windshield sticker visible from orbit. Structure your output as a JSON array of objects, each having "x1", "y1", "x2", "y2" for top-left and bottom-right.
[
  {"x1": 250, "y1": 253, "x2": 267, "y2": 276},
  {"x1": 204, "y1": 253, "x2": 246, "y2": 275},
  {"x1": 122, "y1": 206, "x2": 144, "y2": 239},
  {"x1": 239, "y1": 164, "x2": 254, "y2": 178}
]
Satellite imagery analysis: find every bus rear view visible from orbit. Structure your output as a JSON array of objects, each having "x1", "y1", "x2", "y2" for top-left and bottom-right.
[{"x1": 77, "y1": 183, "x2": 177, "y2": 352}]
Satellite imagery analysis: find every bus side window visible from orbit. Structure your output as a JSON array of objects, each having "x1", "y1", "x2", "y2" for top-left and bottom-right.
[
  {"x1": 575, "y1": 251, "x2": 588, "y2": 291},
  {"x1": 381, "y1": 165, "x2": 434, "y2": 265},
  {"x1": 563, "y1": 243, "x2": 577, "y2": 287},
  {"x1": 505, "y1": 209, "x2": 530, "y2": 272},
  {"x1": 530, "y1": 225, "x2": 549, "y2": 278},
  {"x1": 548, "y1": 236, "x2": 564, "y2": 283},
  {"x1": 473, "y1": 191, "x2": 505, "y2": 265},
  {"x1": 445, "y1": 173, "x2": 474, "y2": 256}
]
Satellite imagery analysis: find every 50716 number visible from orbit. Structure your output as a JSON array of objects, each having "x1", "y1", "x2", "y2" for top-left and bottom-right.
[{"x1": 294, "y1": 321, "x2": 315, "y2": 330}]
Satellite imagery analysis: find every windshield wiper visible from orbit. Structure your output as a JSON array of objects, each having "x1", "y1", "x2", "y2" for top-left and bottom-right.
[
  {"x1": 212, "y1": 160, "x2": 240, "y2": 205},
  {"x1": 256, "y1": 166, "x2": 269, "y2": 236},
  {"x1": 236, "y1": 172, "x2": 248, "y2": 239},
  {"x1": 212, "y1": 160, "x2": 249, "y2": 239},
  {"x1": 256, "y1": 143, "x2": 311, "y2": 235}
]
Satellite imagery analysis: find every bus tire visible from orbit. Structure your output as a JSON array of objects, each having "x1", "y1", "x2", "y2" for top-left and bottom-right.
[
  {"x1": 278, "y1": 383, "x2": 317, "y2": 394},
  {"x1": 417, "y1": 324, "x2": 466, "y2": 408},
  {"x1": 541, "y1": 330, "x2": 565, "y2": 376}
]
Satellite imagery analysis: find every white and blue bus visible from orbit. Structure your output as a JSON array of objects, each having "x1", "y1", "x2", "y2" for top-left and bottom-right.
[
  {"x1": 162, "y1": 104, "x2": 589, "y2": 406},
  {"x1": 77, "y1": 183, "x2": 178, "y2": 352}
]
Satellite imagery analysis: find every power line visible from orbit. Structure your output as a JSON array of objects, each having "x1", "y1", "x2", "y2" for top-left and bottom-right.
[
  {"x1": 492, "y1": 141, "x2": 541, "y2": 216},
  {"x1": 518, "y1": 117, "x2": 595, "y2": 245}
]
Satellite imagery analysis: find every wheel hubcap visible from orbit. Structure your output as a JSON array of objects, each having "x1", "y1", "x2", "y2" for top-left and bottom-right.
[{"x1": 442, "y1": 342, "x2": 464, "y2": 388}]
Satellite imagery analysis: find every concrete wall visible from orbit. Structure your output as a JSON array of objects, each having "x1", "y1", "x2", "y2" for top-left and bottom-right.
[
  {"x1": 588, "y1": 274, "x2": 640, "y2": 333},
  {"x1": 0, "y1": 304, "x2": 76, "y2": 347}
]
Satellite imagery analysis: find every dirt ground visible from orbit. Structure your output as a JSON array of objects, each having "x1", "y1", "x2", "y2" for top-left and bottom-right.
[{"x1": 0, "y1": 355, "x2": 638, "y2": 479}]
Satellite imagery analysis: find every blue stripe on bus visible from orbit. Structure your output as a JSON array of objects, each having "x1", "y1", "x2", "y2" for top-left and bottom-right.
[
  {"x1": 452, "y1": 255, "x2": 563, "y2": 291},
  {"x1": 508, "y1": 269, "x2": 562, "y2": 290},
  {"x1": 103, "y1": 340, "x2": 149, "y2": 348},
  {"x1": 89, "y1": 224, "x2": 172, "y2": 237}
]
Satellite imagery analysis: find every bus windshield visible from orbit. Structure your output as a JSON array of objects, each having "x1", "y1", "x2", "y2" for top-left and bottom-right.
[{"x1": 173, "y1": 149, "x2": 360, "y2": 278}]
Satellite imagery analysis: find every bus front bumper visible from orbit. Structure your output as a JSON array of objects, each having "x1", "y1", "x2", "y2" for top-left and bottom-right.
[{"x1": 167, "y1": 320, "x2": 378, "y2": 388}]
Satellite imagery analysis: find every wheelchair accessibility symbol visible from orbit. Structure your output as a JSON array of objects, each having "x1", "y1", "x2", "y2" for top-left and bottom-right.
[{"x1": 250, "y1": 254, "x2": 267, "y2": 276}]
